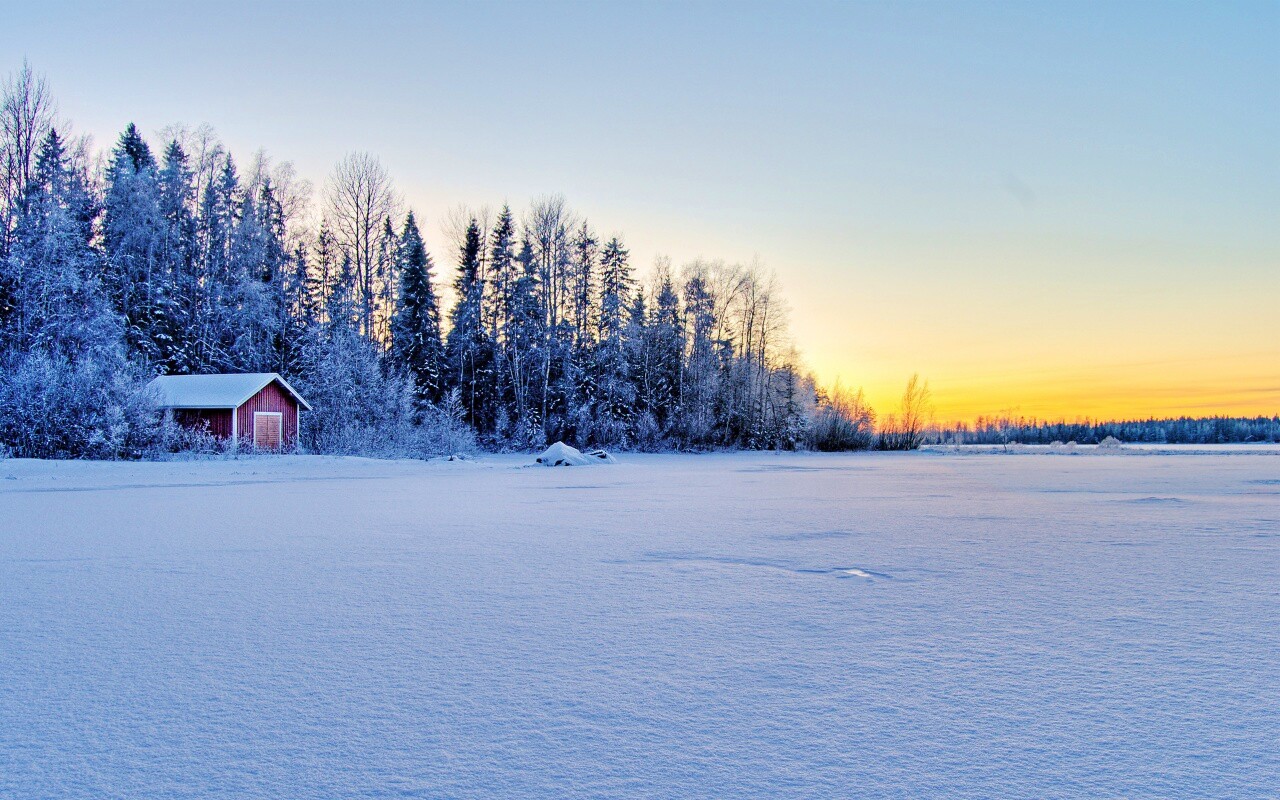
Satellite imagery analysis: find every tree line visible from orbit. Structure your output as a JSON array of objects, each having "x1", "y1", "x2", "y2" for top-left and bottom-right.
[
  {"x1": 0, "y1": 62, "x2": 838, "y2": 458},
  {"x1": 939, "y1": 415, "x2": 1280, "y2": 446},
  {"x1": 7, "y1": 62, "x2": 1261, "y2": 460}
]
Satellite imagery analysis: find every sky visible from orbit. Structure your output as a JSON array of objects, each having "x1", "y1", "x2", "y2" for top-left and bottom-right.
[{"x1": 3, "y1": 0, "x2": 1277, "y2": 423}]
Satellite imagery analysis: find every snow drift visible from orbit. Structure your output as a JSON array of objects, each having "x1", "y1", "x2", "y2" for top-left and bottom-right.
[{"x1": 534, "y1": 441, "x2": 616, "y2": 466}]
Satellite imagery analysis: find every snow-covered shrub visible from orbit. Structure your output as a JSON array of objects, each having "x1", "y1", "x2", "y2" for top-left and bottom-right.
[
  {"x1": 1098, "y1": 435, "x2": 1124, "y2": 451},
  {"x1": 415, "y1": 390, "x2": 478, "y2": 456},
  {"x1": 295, "y1": 327, "x2": 475, "y2": 459},
  {"x1": 808, "y1": 382, "x2": 876, "y2": 451},
  {"x1": 159, "y1": 417, "x2": 229, "y2": 457},
  {"x1": 629, "y1": 411, "x2": 665, "y2": 452},
  {"x1": 0, "y1": 350, "x2": 163, "y2": 459}
]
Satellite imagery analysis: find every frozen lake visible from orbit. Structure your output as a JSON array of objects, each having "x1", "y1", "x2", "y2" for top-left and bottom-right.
[{"x1": 2, "y1": 450, "x2": 1277, "y2": 798}]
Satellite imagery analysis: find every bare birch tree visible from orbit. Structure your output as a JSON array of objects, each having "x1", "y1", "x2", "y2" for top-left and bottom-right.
[
  {"x1": 325, "y1": 152, "x2": 399, "y2": 340},
  {"x1": 1, "y1": 60, "x2": 57, "y2": 257}
]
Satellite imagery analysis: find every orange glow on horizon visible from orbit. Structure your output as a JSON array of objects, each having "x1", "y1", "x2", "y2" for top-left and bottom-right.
[{"x1": 812, "y1": 351, "x2": 1280, "y2": 427}]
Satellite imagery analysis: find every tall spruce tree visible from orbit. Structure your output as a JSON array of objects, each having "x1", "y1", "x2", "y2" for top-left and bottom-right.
[
  {"x1": 648, "y1": 273, "x2": 684, "y2": 437},
  {"x1": 155, "y1": 140, "x2": 197, "y2": 372},
  {"x1": 592, "y1": 236, "x2": 635, "y2": 445},
  {"x1": 391, "y1": 212, "x2": 444, "y2": 402},
  {"x1": 103, "y1": 122, "x2": 167, "y2": 365},
  {"x1": 499, "y1": 232, "x2": 546, "y2": 443},
  {"x1": 3, "y1": 128, "x2": 117, "y2": 359},
  {"x1": 446, "y1": 218, "x2": 494, "y2": 430}
]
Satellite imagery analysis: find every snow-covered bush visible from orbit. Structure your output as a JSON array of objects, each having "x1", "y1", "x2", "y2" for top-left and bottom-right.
[
  {"x1": 629, "y1": 411, "x2": 666, "y2": 452},
  {"x1": 808, "y1": 382, "x2": 876, "y2": 451},
  {"x1": 415, "y1": 390, "x2": 478, "y2": 457},
  {"x1": 159, "y1": 417, "x2": 230, "y2": 457},
  {"x1": 0, "y1": 351, "x2": 163, "y2": 459},
  {"x1": 295, "y1": 327, "x2": 475, "y2": 459},
  {"x1": 1098, "y1": 435, "x2": 1124, "y2": 451}
]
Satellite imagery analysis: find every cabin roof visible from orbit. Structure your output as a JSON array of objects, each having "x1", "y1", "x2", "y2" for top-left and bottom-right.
[{"x1": 146, "y1": 373, "x2": 312, "y2": 411}]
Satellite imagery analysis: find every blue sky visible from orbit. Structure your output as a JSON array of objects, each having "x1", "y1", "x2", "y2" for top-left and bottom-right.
[{"x1": 4, "y1": 0, "x2": 1277, "y2": 418}]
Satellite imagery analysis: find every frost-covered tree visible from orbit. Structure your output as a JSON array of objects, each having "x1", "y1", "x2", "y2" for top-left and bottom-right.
[
  {"x1": 0, "y1": 128, "x2": 159, "y2": 459},
  {"x1": 680, "y1": 267, "x2": 718, "y2": 445},
  {"x1": 390, "y1": 211, "x2": 444, "y2": 402},
  {"x1": 3, "y1": 128, "x2": 116, "y2": 359},
  {"x1": 591, "y1": 236, "x2": 635, "y2": 445},
  {"x1": 446, "y1": 218, "x2": 495, "y2": 430},
  {"x1": 225, "y1": 177, "x2": 290, "y2": 372},
  {"x1": 154, "y1": 140, "x2": 200, "y2": 372},
  {"x1": 325, "y1": 152, "x2": 397, "y2": 340},
  {"x1": 486, "y1": 204, "x2": 516, "y2": 343},
  {"x1": 497, "y1": 232, "x2": 547, "y2": 443},
  {"x1": 1, "y1": 60, "x2": 56, "y2": 261},
  {"x1": 103, "y1": 123, "x2": 171, "y2": 365}
]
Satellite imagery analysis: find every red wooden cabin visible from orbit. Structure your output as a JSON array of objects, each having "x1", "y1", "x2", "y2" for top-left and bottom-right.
[{"x1": 147, "y1": 373, "x2": 312, "y2": 451}]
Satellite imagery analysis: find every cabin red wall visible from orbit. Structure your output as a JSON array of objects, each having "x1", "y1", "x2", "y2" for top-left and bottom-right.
[
  {"x1": 174, "y1": 409, "x2": 233, "y2": 439},
  {"x1": 236, "y1": 381, "x2": 299, "y2": 449}
]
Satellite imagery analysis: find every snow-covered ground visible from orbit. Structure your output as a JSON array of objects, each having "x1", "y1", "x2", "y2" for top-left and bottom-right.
[{"x1": 2, "y1": 449, "x2": 1277, "y2": 798}]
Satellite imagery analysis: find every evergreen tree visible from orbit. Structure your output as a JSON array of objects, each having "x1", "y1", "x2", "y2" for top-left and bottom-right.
[
  {"x1": 117, "y1": 122, "x2": 155, "y2": 172},
  {"x1": 103, "y1": 122, "x2": 167, "y2": 365},
  {"x1": 2, "y1": 128, "x2": 117, "y2": 359},
  {"x1": 311, "y1": 222, "x2": 338, "y2": 321},
  {"x1": 193, "y1": 154, "x2": 240, "y2": 370},
  {"x1": 499, "y1": 233, "x2": 547, "y2": 444},
  {"x1": 648, "y1": 274, "x2": 684, "y2": 437},
  {"x1": 0, "y1": 128, "x2": 158, "y2": 460},
  {"x1": 591, "y1": 236, "x2": 635, "y2": 445},
  {"x1": 569, "y1": 221, "x2": 598, "y2": 346},
  {"x1": 445, "y1": 218, "x2": 494, "y2": 430},
  {"x1": 155, "y1": 140, "x2": 198, "y2": 372},
  {"x1": 681, "y1": 270, "x2": 717, "y2": 445},
  {"x1": 487, "y1": 204, "x2": 516, "y2": 343},
  {"x1": 220, "y1": 177, "x2": 288, "y2": 372},
  {"x1": 281, "y1": 241, "x2": 317, "y2": 378},
  {"x1": 390, "y1": 212, "x2": 444, "y2": 402}
]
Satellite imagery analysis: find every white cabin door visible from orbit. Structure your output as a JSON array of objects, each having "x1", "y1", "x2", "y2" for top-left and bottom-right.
[{"x1": 253, "y1": 412, "x2": 282, "y2": 450}]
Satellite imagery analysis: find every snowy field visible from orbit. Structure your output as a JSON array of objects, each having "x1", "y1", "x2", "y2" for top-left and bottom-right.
[{"x1": 2, "y1": 449, "x2": 1277, "y2": 799}]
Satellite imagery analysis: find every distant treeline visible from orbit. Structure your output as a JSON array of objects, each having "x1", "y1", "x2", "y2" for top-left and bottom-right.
[{"x1": 939, "y1": 415, "x2": 1280, "y2": 445}]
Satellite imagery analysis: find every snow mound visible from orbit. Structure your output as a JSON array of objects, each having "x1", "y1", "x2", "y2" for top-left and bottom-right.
[
  {"x1": 585, "y1": 449, "x2": 617, "y2": 464},
  {"x1": 534, "y1": 442, "x2": 615, "y2": 466}
]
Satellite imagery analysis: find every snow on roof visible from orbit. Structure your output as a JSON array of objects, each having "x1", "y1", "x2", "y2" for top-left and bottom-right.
[{"x1": 146, "y1": 373, "x2": 312, "y2": 411}]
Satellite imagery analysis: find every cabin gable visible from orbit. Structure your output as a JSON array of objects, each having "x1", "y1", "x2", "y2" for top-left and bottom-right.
[{"x1": 236, "y1": 380, "x2": 299, "y2": 449}]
